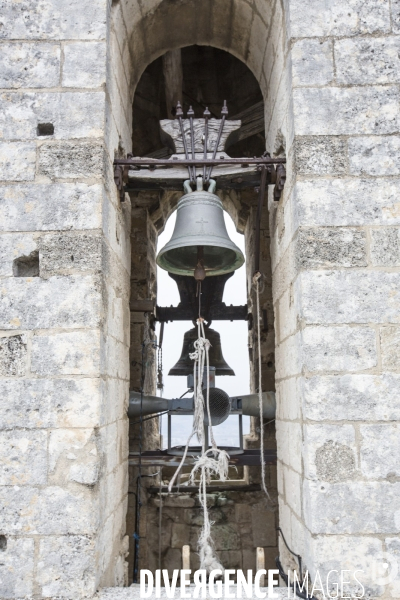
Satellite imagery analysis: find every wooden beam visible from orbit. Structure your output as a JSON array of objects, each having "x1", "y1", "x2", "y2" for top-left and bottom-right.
[
  {"x1": 162, "y1": 49, "x2": 183, "y2": 119},
  {"x1": 226, "y1": 101, "x2": 264, "y2": 148}
]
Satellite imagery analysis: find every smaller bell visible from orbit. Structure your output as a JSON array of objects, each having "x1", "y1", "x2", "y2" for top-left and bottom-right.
[{"x1": 169, "y1": 326, "x2": 235, "y2": 376}]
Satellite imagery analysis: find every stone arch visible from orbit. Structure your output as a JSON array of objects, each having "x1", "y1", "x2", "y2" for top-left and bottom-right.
[
  {"x1": 129, "y1": 44, "x2": 265, "y2": 234},
  {"x1": 109, "y1": 0, "x2": 288, "y2": 193},
  {"x1": 122, "y1": 0, "x2": 271, "y2": 99}
]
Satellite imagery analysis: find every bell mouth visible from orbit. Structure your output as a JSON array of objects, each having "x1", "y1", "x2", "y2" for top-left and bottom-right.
[{"x1": 157, "y1": 243, "x2": 244, "y2": 277}]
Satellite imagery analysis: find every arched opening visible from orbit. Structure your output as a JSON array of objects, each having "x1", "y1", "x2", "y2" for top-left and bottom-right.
[
  {"x1": 131, "y1": 45, "x2": 264, "y2": 159},
  {"x1": 126, "y1": 43, "x2": 278, "y2": 582}
]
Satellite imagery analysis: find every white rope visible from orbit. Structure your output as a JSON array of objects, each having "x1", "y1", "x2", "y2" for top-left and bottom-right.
[
  {"x1": 168, "y1": 318, "x2": 228, "y2": 573},
  {"x1": 253, "y1": 272, "x2": 269, "y2": 497}
]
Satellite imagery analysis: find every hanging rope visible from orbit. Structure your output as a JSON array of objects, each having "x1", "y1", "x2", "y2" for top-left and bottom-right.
[
  {"x1": 253, "y1": 272, "x2": 269, "y2": 498},
  {"x1": 168, "y1": 319, "x2": 228, "y2": 573}
]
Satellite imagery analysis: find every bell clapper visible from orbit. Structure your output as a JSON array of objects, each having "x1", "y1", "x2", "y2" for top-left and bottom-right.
[
  {"x1": 194, "y1": 245, "x2": 206, "y2": 283},
  {"x1": 194, "y1": 245, "x2": 206, "y2": 316}
]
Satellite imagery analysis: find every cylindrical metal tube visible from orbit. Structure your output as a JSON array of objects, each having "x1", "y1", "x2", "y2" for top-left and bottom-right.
[
  {"x1": 128, "y1": 391, "x2": 168, "y2": 419},
  {"x1": 235, "y1": 391, "x2": 276, "y2": 419},
  {"x1": 128, "y1": 390, "x2": 276, "y2": 420}
]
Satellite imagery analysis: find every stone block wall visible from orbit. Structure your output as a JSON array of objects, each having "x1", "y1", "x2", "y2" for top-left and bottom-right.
[
  {"x1": 144, "y1": 489, "x2": 278, "y2": 576},
  {"x1": 0, "y1": 1, "x2": 131, "y2": 597},
  {"x1": 270, "y1": 0, "x2": 400, "y2": 595}
]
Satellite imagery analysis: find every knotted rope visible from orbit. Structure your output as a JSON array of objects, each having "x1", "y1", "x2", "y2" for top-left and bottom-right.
[
  {"x1": 168, "y1": 318, "x2": 228, "y2": 573},
  {"x1": 253, "y1": 272, "x2": 269, "y2": 497}
]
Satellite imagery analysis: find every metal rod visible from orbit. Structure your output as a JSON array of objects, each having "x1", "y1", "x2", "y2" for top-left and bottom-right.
[
  {"x1": 130, "y1": 410, "x2": 170, "y2": 426},
  {"x1": 205, "y1": 100, "x2": 228, "y2": 182},
  {"x1": 156, "y1": 303, "x2": 248, "y2": 322},
  {"x1": 188, "y1": 105, "x2": 196, "y2": 183},
  {"x1": 176, "y1": 101, "x2": 192, "y2": 183},
  {"x1": 114, "y1": 157, "x2": 286, "y2": 166},
  {"x1": 129, "y1": 449, "x2": 277, "y2": 467},
  {"x1": 148, "y1": 483, "x2": 263, "y2": 493},
  {"x1": 254, "y1": 165, "x2": 268, "y2": 275},
  {"x1": 132, "y1": 342, "x2": 146, "y2": 584},
  {"x1": 159, "y1": 321, "x2": 165, "y2": 348},
  {"x1": 168, "y1": 413, "x2": 172, "y2": 453},
  {"x1": 203, "y1": 106, "x2": 210, "y2": 181}
]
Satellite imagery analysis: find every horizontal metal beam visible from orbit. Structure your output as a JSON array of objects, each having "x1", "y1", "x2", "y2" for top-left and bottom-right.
[
  {"x1": 131, "y1": 299, "x2": 154, "y2": 312},
  {"x1": 125, "y1": 173, "x2": 261, "y2": 192},
  {"x1": 147, "y1": 483, "x2": 263, "y2": 493},
  {"x1": 128, "y1": 449, "x2": 277, "y2": 467},
  {"x1": 156, "y1": 304, "x2": 248, "y2": 322},
  {"x1": 114, "y1": 157, "x2": 286, "y2": 167}
]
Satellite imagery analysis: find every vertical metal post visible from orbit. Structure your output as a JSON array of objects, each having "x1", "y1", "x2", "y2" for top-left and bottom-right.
[
  {"x1": 188, "y1": 105, "x2": 195, "y2": 183},
  {"x1": 168, "y1": 413, "x2": 172, "y2": 452},
  {"x1": 202, "y1": 106, "x2": 210, "y2": 181},
  {"x1": 176, "y1": 101, "x2": 193, "y2": 183},
  {"x1": 254, "y1": 165, "x2": 268, "y2": 275},
  {"x1": 205, "y1": 100, "x2": 228, "y2": 183},
  {"x1": 239, "y1": 414, "x2": 243, "y2": 451}
]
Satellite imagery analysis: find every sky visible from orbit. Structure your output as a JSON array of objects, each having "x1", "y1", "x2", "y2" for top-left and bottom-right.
[{"x1": 155, "y1": 210, "x2": 250, "y2": 448}]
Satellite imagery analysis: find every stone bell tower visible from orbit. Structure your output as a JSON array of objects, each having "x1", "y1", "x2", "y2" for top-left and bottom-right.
[{"x1": 1, "y1": 0, "x2": 400, "y2": 598}]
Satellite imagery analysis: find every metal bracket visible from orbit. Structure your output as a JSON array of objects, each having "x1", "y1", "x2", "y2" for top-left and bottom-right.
[
  {"x1": 273, "y1": 163, "x2": 286, "y2": 201},
  {"x1": 113, "y1": 164, "x2": 125, "y2": 202},
  {"x1": 113, "y1": 153, "x2": 132, "y2": 202}
]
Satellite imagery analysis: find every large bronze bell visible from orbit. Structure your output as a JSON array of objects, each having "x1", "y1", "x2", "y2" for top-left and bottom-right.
[
  {"x1": 169, "y1": 326, "x2": 235, "y2": 376},
  {"x1": 156, "y1": 178, "x2": 244, "y2": 277}
]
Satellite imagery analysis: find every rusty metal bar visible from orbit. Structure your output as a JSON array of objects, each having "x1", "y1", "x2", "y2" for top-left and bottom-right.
[
  {"x1": 176, "y1": 101, "x2": 193, "y2": 182},
  {"x1": 128, "y1": 449, "x2": 277, "y2": 467},
  {"x1": 254, "y1": 165, "x2": 268, "y2": 275},
  {"x1": 156, "y1": 303, "x2": 248, "y2": 322},
  {"x1": 203, "y1": 106, "x2": 210, "y2": 181},
  {"x1": 148, "y1": 483, "x2": 263, "y2": 493},
  {"x1": 188, "y1": 105, "x2": 196, "y2": 183},
  {"x1": 205, "y1": 100, "x2": 228, "y2": 183},
  {"x1": 114, "y1": 157, "x2": 286, "y2": 167}
]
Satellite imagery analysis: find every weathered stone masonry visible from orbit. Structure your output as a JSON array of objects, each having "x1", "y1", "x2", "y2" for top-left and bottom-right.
[
  {"x1": 0, "y1": 1, "x2": 131, "y2": 596},
  {"x1": 0, "y1": 0, "x2": 400, "y2": 597},
  {"x1": 271, "y1": 3, "x2": 400, "y2": 597}
]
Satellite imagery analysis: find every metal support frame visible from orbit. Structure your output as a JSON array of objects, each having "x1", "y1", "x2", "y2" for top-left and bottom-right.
[
  {"x1": 113, "y1": 156, "x2": 286, "y2": 202},
  {"x1": 114, "y1": 157, "x2": 286, "y2": 167},
  {"x1": 129, "y1": 448, "x2": 277, "y2": 467},
  {"x1": 155, "y1": 303, "x2": 248, "y2": 323}
]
